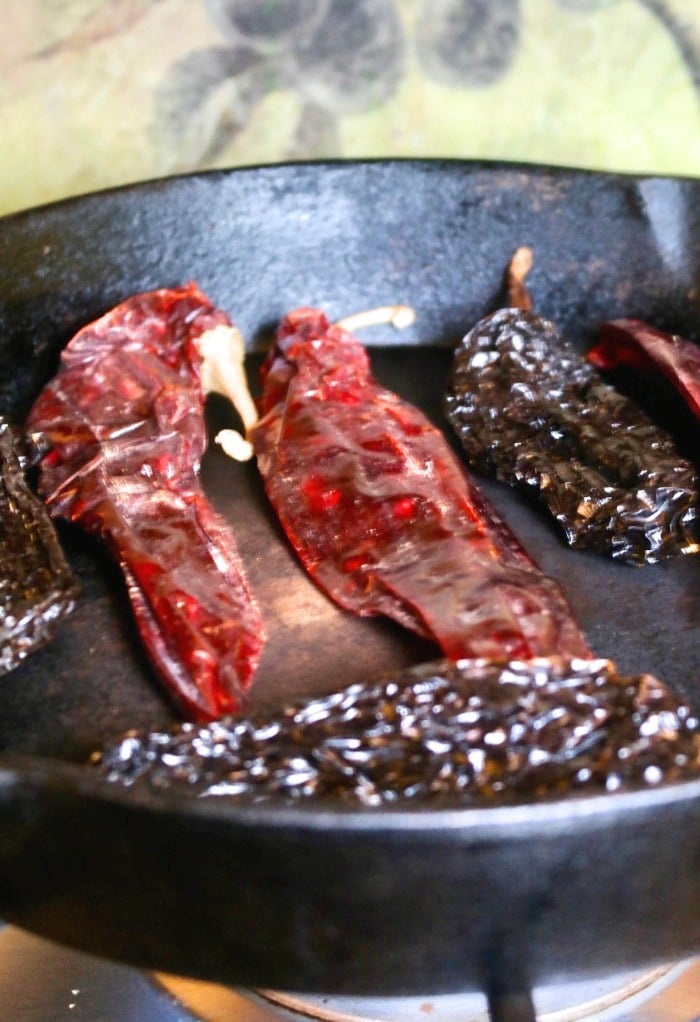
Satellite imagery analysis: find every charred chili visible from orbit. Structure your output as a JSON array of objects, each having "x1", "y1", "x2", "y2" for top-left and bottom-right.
[
  {"x1": 444, "y1": 249, "x2": 699, "y2": 565},
  {"x1": 96, "y1": 655, "x2": 700, "y2": 805},
  {"x1": 0, "y1": 417, "x2": 78, "y2": 674}
]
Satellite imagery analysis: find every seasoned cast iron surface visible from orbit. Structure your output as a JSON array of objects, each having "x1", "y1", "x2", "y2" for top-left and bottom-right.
[{"x1": 0, "y1": 162, "x2": 697, "y2": 995}]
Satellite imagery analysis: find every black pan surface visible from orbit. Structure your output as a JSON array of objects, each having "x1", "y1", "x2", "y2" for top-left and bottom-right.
[{"x1": 0, "y1": 160, "x2": 698, "y2": 998}]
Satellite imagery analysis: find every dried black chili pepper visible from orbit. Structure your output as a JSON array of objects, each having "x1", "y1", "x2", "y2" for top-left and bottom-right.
[
  {"x1": 250, "y1": 306, "x2": 590, "y2": 662},
  {"x1": 95, "y1": 655, "x2": 700, "y2": 805},
  {"x1": 25, "y1": 284, "x2": 266, "y2": 721},
  {"x1": 444, "y1": 248, "x2": 699, "y2": 565},
  {"x1": 0, "y1": 418, "x2": 78, "y2": 674},
  {"x1": 589, "y1": 318, "x2": 700, "y2": 420}
]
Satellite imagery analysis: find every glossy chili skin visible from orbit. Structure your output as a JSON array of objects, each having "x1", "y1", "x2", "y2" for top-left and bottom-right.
[
  {"x1": 590, "y1": 318, "x2": 700, "y2": 420},
  {"x1": 97, "y1": 655, "x2": 700, "y2": 806},
  {"x1": 26, "y1": 284, "x2": 266, "y2": 721},
  {"x1": 445, "y1": 307, "x2": 699, "y2": 565},
  {"x1": 0, "y1": 418, "x2": 78, "y2": 674},
  {"x1": 251, "y1": 307, "x2": 590, "y2": 663}
]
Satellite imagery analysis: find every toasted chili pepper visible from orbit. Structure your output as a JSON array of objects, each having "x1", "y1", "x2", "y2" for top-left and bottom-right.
[
  {"x1": 250, "y1": 307, "x2": 590, "y2": 663},
  {"x1": 444, "y1": 249, "x2": 699, "y2": 565},
  {"x1": 589, "y1": 318, "x2": 700, "y2": 420},
  {"x1": 25, "y1": 284, "x2": 266, "y2": 721},
  {"x1": 96, "y1": 655, "x2": 700, "y2": 805},
  {"x1": 0, "y1": 417, "x2": 78, "y2": 674}
]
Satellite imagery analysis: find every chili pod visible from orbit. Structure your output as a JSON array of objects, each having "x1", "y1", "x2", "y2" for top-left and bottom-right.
[
  {"x1": 26, "y1": 284, "x2": 266, "y2": 721},
  {"x1": 250, "y1": 306, "x2": 590, "y2": 663},
  {"x1": 589, "y1": 318, "x2": 700, "y2": 420},
  {"x1": 96, "y1": 655, "x2": 700, "y2": 806},
  {"x1": 444, "y1": 249, "x2": 699, "y2": 565},
  {"x1": 0, "y1": 417, "x2": 78, "y2": 674}
]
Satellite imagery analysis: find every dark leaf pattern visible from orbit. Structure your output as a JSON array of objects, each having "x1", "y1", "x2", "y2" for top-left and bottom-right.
[
  {"x1": 204, "y1": 0, "x2": 329, "y2": 51},
  {"x1": 415, "y1": 0, "x2": 521, "y2": 88},
  {"x1": 153, "y1": 44, "x2": 270, "y2": 164},
  {"x1": 150, "y1": 0, "x2": 700, "y2": 168}
]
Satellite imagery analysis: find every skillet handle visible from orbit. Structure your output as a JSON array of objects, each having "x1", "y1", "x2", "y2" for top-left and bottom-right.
[{"x1": 487, "y1": 988, "x2": 537, "y2": 1022}]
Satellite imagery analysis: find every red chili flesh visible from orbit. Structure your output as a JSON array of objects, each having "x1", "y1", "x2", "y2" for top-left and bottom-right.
[
  {"x1": 25, "y1": 284, "x2": 266, "y2": 721},
  {"x1": 250, "y1": 308, "x2": 590, "y2": 662},
  {"x1": 590, "y1": 318, "x2": 700, "y2": 419}
]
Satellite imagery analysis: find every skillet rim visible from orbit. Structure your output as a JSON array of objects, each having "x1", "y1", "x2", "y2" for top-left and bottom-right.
[{"x1": 2, "y1": 153, "x2": 699, "y2": 230}]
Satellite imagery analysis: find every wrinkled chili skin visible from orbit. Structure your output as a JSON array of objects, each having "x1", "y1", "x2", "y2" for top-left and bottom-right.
[
  {"x1": 590, "y1": 318, "x2": 700, "y2": 420},
  {"x1": 0, "y1": 418, "x2": 78, "y2": 674},
  {"x1": 96, "y1": 655, "x2": 700, "y2": 806},
  {"x1": 25, "y1": 284, "x2": 266, "y2": 721},
  {"x1": 251, "y1": 307, "x2": 589, "y2": 662},
  {"x1": 445, "y1": 307, "x2": 699, "y2": 565}
]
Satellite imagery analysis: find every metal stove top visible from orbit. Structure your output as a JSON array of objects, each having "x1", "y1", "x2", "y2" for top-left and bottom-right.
[{"x1": 1, "y1": 923, "x2": 699, "y2": 1021}]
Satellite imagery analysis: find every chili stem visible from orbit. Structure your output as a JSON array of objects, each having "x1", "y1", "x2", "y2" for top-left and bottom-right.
[
  {"x1": 336, "y1": 304, "x2": 416, "y2": 332},
  {"x1": 506, "y1": 246, "x2": 534, "y2": 311}
]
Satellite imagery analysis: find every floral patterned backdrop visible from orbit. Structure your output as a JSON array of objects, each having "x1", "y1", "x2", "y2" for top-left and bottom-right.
[{"x1": 2, "y1": 0, "x2": 700, "y2": 216}]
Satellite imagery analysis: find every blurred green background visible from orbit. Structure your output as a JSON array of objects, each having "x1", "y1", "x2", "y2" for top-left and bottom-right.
[{"x1": 2, "y1": 0, "x2": 700, "y2": 216}]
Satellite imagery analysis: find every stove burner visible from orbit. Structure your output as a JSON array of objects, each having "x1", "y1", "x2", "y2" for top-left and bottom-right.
[
  {"x1": 1, "y1": 923, "x2": 698, "y2": 1022},
  {"x1": 156, "y1": 958, "x2": 700, "y2": 1022}
]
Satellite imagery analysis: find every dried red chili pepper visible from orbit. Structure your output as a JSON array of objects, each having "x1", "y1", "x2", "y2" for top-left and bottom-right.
[
  {"x1": 444, "y1": 249, "x2": 699, "y2": 565},
  {"x1": 25, "y1": 284, "x2": 266, "y2": 721},
  {"x1": 250, "y1": 307, "x2": 590, "y2": 663},
  {"x1": 589, "y1": 318, "x2": 700, "y2": 420}
]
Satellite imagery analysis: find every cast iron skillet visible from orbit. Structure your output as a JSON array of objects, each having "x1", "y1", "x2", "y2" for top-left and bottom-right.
[{"x1": 0, "y1": 161, "x2": 698, "y2": 1006}]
